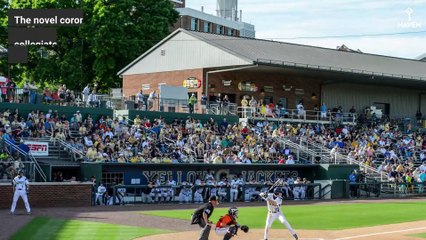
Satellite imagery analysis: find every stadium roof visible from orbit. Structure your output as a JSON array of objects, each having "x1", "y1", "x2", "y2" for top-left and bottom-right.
[
  {"x1": 417, "y1": 53, "x2": 426, "y2": 61},
  {"x1": 118, "y1": 29, "x2": 426, "y2": 81}
]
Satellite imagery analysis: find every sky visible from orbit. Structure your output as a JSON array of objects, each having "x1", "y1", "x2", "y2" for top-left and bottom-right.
[{"x1": 185, "y1": 0, "x2": 426, "y2": 59}]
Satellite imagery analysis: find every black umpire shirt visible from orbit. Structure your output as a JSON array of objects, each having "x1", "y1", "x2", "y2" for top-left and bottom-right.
[{"x1": 191, "y1": 202, "x2": 214, "y2": 225}]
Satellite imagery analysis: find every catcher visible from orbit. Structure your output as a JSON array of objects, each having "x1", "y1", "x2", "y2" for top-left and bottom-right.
[{"x1": 215, "y1": 207, "x2": 249, "y2": 240}]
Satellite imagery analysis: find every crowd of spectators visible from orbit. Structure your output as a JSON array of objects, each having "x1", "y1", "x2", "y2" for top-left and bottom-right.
[
  {"x1": 0, "y1": 80, "x2": 102, "y2": 108},
  {"x1": 1, "y1": 104, "x2": 426, "y2": 193},
  {"x1": 305, "y1": 121, "x2": 426, "y2": 193},
  {"x1": 1, "y1": 106, "x2": 426, "y2": 167}
]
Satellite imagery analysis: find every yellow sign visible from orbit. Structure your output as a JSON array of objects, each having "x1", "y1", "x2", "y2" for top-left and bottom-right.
[{"x1": 183, "y1": 77, "x2": 201, "y2": 89}]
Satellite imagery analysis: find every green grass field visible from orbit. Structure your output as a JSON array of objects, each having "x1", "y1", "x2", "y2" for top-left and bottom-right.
[
  {"x1": 11, "y1": 217, "x2": 172, "y2": 240},
  {"x1": 410, "y1": 233, "x2": 426, "y2": 238},
  {"x1": 142, "y1": 201, "x2": 426, "y2": 230}
]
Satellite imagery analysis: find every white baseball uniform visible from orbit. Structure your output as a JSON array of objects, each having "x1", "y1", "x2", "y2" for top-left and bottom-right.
[
  {"x1": 217, "y1": 181, "x2": 228, "y2": 201},
  {"x1": 96, "y1": 185, "x2": 107, "y2": 205},
  {"x1": 244, "y1": 185, "x2": 260, "y2": 202},
  {"x1": 179, "y1": 186, "x2": 192, "y2": 203},
  {"x1": 230, "y1": 180, "x2": 239, "y2": 202},
  {"x1": 194, "y1": 187, "x2": 204, "y2": 203},
  {"x1": 293, "y1": 180, "x2": 303, "y2": 200},
  {"x1": 11, "y1": 175, "x2": 31, "y2": 213},
  {"x1": 116, "y1": 186, "x2": 126, "y2": 204},
  {"x1": 262, "y1": 193, "x2": 296, "y2": 239},
  {"x1": 166, "y1": 180, "x2": 176, "y2": 202}
]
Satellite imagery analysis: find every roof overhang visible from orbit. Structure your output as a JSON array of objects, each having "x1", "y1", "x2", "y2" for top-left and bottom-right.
[{"x1": 226, "y1": 62, "x2": 426, "y2": 90}]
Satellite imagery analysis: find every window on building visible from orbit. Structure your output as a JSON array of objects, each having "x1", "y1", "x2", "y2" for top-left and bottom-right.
[
  {"x1": 102, "y1": 172, "x2": 124, "y2": 187},
  {"x1": 216, "y1": 25, "x2": 221, "y2": 34},
  {"x1": 228, "y1": 28, "x2": 234, "y2": 36},
  {"x1": 220, "y1": 26, "x2": 224, "y2": 34},
  {"x1": 191, "y1": 18, "x2": 198, "y2": 31},
  {"x1": 204, "y1": 22, "x2": 211, "y2": 33}
]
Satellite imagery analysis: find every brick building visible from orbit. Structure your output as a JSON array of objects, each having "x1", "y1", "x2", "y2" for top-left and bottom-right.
[
  {"x1": 118, "y1": 28, "x2": 426, "y2": 119},
  {"x1": 171, "y1": 0, "x2": 255, "y2": 38}
]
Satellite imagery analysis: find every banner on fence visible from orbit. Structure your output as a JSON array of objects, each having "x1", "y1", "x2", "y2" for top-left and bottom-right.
[{"x1": 24, "y1": 141, "x2": 49, "y2": 156}]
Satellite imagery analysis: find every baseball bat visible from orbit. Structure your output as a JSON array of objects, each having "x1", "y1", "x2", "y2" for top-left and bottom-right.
[{"x1": 265, "y1": 178, "x2": 283, "y2": 193}]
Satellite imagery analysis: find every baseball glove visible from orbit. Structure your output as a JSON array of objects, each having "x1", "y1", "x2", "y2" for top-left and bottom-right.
[{"x1": 240, "y1": 225, "x2": 249, "y2": 233}]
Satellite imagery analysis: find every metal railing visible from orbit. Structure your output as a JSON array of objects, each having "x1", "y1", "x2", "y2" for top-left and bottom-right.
[
  {"x1": 277, "y1": 137, "x2": 336, "y2": 164},
  {"x1": 163, "y1": 136, "x2": 200, "y2": 163},
  {"x1": 0, "y1": 140, "x2": 34, "y2": 181},
  {"x1": 108, "y1": 183, "x2": 323, "y2": 205},
  {"x1": 298, "y1": 137, "x2": 389, "y2": 182},
  {"x1": 241, "y1": 107, "x2": 357, "y2": 125},
  {"x1": 1, "y1": 138, "x2": 47, "y2": 182},
  {"x1": 57, "y1": 139, "x2": 87, "y2": 162},
  {"x1": 349, "y1": 181, "x2": 426, "y2": 198},
  {"x1": 98, "y1": 181, "x2": 426, "y2": 205}
]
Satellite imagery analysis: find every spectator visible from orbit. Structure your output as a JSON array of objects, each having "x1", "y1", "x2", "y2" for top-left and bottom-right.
[
  {"x1": 241, "y1": 96, "x2": 248, "y2": 118},
  {"x1": 23, "y1": 81, "x2": 30, "y2": 103},
  {"x1": 188, "y1": 93, "x2": 197, "y2": 114},
  {"x1": 82, "y1": 84, "x2": 91, "y2": 105},
  {"x1": 136, "y1": 89, "x2": 145, "y2": 110},
  {"x1": 200, "y1": 93, "x2": 207, "y2": 114},
  {"x1": 148, "y1": 90, "x2": 156, "y2": 111}
]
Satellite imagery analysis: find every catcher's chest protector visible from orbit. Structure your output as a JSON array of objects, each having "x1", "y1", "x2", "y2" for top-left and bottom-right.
[{"x1": 216, "y1": 215, "x2": 235, "y2": 228}]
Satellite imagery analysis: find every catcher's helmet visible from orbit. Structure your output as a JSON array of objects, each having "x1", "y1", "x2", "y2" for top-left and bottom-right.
[
  {"x1": 273, "y1": 187, "x2": 283, "y2": 195},
  {"x1": 228, "y1": 207, "x2": 239, "y2": 218}
]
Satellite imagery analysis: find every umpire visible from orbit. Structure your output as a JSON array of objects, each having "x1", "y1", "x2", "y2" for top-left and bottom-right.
[{"x1": 191, "y1": 195, "x2": 219, "y2": 240}]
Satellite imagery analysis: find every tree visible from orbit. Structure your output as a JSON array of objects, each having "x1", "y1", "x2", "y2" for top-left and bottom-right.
[
  {"x1": 0, "y1": 0, "x2": 9, "y2": 76},
  {"x1": 1, "y1": 0, "x2": 179, "y2": 91}
]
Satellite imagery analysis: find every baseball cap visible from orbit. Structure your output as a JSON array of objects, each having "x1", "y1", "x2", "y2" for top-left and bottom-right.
[{"x1": 209, "y1": 195, "x2": 218, "y2": 201}]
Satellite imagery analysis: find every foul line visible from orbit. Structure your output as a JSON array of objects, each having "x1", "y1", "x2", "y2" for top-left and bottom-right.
[{"x1": 333, "y1": 227, "x2": 426, "y2": 240}]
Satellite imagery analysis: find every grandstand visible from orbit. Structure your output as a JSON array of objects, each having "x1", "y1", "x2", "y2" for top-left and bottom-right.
[
  {"x1": 1, "y1": 98, "x2": 425, "y2": 201},
  {"x1": 1, "y1": 29, "x2": 426, "y2": 202}
]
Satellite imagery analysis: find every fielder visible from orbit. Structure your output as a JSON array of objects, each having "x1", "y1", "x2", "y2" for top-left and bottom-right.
[
  {"x1": 10, "y1": 171, "x2": 31, "y2": 214},
  {"x1": 259, "y1": 188, "x2": 298, "y2": 240}
]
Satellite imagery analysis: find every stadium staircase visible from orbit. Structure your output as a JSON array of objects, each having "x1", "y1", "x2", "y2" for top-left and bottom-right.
[
  {"x1": 278, "y1": 137, "x2": 340, "y2": 164},
  {"x1": 280, "y1": 137, "x2": 405, "y2": 196},
  {"x1": 20, "y1": 137, "x2": 81, "y2": 181},
  {"x1": 297, "y1": 137, "x2": 389, "y2": 182},
  {"x1": 37, "y1": 139, "x2": 81, "y2": 165},
  {"x1": 1, "y1": 138, "x2": 48, "y2": 182}
]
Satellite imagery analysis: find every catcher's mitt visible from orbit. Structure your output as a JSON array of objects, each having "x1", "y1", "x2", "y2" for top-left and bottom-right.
[{"x1": 240, "y1": 225, "x2": 249, "y2": 233}]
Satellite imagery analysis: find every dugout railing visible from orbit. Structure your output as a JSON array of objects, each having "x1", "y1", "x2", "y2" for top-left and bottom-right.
[
  {"x1": 108, "y1": 183, "x2": 323, "y2": 205},
  {"x1": 349, "y1": 181, "x2": 426, "y2": 198}
]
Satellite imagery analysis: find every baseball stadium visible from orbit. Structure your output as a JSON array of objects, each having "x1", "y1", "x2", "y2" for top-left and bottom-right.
[{"x1": 1, "y1": 1, "x2": 426, "y2": 240}]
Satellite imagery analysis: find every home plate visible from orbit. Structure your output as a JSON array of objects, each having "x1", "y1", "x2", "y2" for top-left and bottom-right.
[{"x1": 261, "y1": 238, "x2": 324, "y2": 240}]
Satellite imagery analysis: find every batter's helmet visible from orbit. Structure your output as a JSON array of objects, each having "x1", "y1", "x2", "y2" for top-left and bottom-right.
[
  {"x1": 273, "y1": 187, "x2": 283, "y2": 195},
  {"x1": 228, "y1": 207, "x2": 239, "y2": 218}
]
